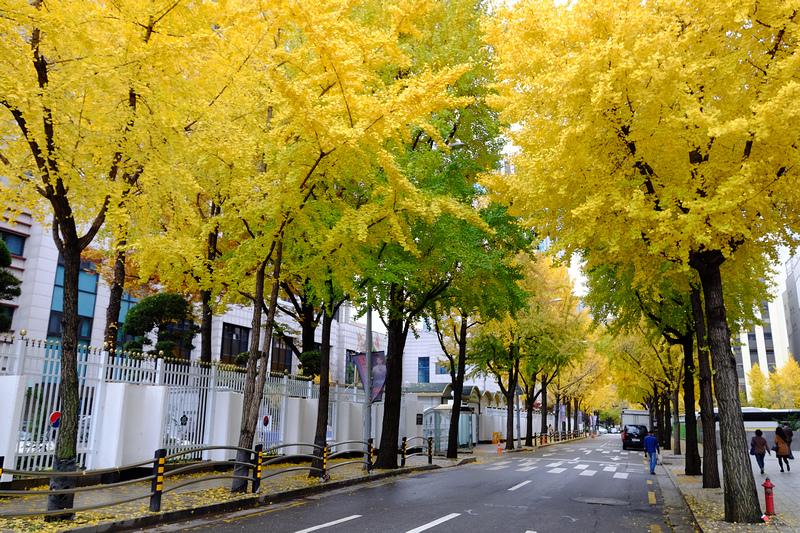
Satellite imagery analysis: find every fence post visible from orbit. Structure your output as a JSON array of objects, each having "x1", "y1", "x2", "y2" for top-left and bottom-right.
[
  {"x1": 401, "y1": 437, "x2": 407, "y2": 467},
  {"x1": 203, "y1": 363, "x2": 218, "y2": 461},
  {"x1": 155, "y1": 356, "x2": 165, "y2": 386},
  {"x1": 149, "y1": 449, "x2": 167, "y2": 512},
  {"x1": 12, "y1": 330, "x2": 27, "y2": 375},
  {"x1": 368, "y1": 438, "x2": 374, "y2": 472},
  {"x1": 252, "y1": 444, "x2": 263, "y2": 493},
  {"x1": 427, "y1": 437, "x2": 433, "y2": 464}
]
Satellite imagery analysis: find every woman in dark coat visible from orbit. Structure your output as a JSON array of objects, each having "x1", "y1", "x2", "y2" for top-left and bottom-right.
[
  {"x1": 751, "y1": 429, "x2": 770, "y2": 474},
  {"x1": 775, "y1": 426, "x2": 791, "y2": 472}
]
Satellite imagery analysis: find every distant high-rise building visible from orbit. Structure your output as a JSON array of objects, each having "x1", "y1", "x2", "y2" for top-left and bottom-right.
[{"x1": 783, "y1": 254, "x2": 800, "y2": 364}]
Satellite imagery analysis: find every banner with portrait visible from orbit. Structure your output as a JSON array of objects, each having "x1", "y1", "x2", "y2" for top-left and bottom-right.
[{"x1": 351, "y1": 351, "x2": 386, "y2": 402}]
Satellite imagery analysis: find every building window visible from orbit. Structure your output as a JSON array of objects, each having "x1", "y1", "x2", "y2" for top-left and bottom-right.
[
  {"x1": 1, "y1": 304, "x2": 14, "y2": 329},
  {"x1": 221, "y1": 323, "x2": 250, "y2": 365},
  {"x1": 116, "y1": 292, "x2": 138, "y2": 346},
  {"x1": 163, "y1": 319, "x2": 195, "y2": 360},
  {"x1": 271, "y1": 337, "x2": 294, "y2": 373},
  {"x1": 0, "y1": 230, "x2": 25, "y2": 256},
  {"x1": 435, "y1": 363, "x2": 449, "y2": 375},
  {"x1": 47, "y1": 311, "x2": 93, "y2": 343},
  {"x1": 418, "y1": 357, "x2": 430, "y2": 383}
]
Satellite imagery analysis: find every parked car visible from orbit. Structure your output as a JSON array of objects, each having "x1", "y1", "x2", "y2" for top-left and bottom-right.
[
  {"x1": 596, "y1": 427, "x2": 608, "y2": 434},
  {"x1": 609, "y1": 427, "x2": 619, "y2": 434},
  {"x1": 621, "y1": 424, "x2": 648, "y2": 450}
]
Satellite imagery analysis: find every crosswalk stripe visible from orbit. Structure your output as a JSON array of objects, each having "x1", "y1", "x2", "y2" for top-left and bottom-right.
[
  {"x1": 516, "y1": 466, "x2": 537, "y2": 472},
  {"x1": 579, "y1": 470, "x2": 597, "y2": 476},
  {"x1": 613, "y1": 473, "x2": 629, "y2": 479},
  {"x1": 547, "y1": 468, "x2": 567, "y2": 473}
]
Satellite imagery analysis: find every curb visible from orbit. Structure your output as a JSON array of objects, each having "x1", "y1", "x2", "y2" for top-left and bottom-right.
[
  {"x1": 63, "y1": 464, "x2": 443, "y2": 533},
  {"x1": 660, "y1": 456, "x2": 703, "y2": 532}
]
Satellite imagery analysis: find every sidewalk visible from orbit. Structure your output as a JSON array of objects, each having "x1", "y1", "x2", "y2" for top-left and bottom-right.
[{"x1": 661, "y1": 449, "x2": 800, "y2": 532}]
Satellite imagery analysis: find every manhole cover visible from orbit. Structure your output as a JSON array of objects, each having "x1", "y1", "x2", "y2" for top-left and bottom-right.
[{"x1": 570, "y1": 497, "x2": 630, "y2": 506}]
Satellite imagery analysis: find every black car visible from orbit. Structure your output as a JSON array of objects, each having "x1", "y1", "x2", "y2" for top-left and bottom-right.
[{"x1": 621, "y1": 424, "x2": 648, "y2": 450}]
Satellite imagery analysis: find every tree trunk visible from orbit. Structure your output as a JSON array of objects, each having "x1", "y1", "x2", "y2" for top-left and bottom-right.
[
  {"x1": 690, "y1": 285, "x2": 720, "y2": 488},
  {"x1": 200, "y1": 224, "x2": 218, "y2": 364},
  {"x1": 103, "y1": 247, "x2": 125, "y2": 352},
  {"x1": 231, "y1": 260, "x2": 265, "y2": 493},
  {"x1": 682, "y1": 335, "x2": 702, "y2": 475},
  {"x1": 446, "y1": 316, "x2": 468, "y2": 458},
  {"x1": 694, "y1": 253, "x2": 760, "y2": 523},
  {"x1": 672, "y1": 387, "x2": 680, "y2": 454},
  {"x1": 505, "y1": 363, "x2": 517, "y2": 450},
  {"x1": 47, "y1": 243, "x2": 81, "y2": 518},
  {"x1": 540, "y1": 376, "x2": 549, "y2": 436},
  {"x1": 374, "y1": 289, "x2": 409, "y2": 469},
  {"x1": 310, "y1": 309, "x2": 334, "y2": 477},
  {"x1": 566, "y1": 398, "x2": 572, "y2": 433}
]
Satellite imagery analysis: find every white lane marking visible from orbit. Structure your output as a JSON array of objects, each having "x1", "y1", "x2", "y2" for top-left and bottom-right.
[
  {"x1": 579, "y1": 470, "x2": 597, "y2": 476},
  {"x1": 546, "y1": 462, "x2": 563, "y2": 467},
  {"x1": 294, "y1": 515, "x2": 362, "y2": 533},
  {"x1": 548, "y1": 468, "x2": 567, "y2": 473},
  {"x1": 574, "y1": 464, "x2": 589, "y2": 470},
  {"x1": 516, "y1": 466, "x2": 537, "y2": 472},
  {"x1": 525, "y1": 531, "x2": 538, "y2": 533},
  {"x1": 405, "y1": 513, "x2": 461, "y2": 533},
  {"x1": 604, "y1": 466, "x2": 617, "y2": 472},
  {"x1": 494, "y1": 461, "x2": 513, "y2": 465},
  {"x1": 508, "y1": 480, "x2": 532, "y2": 491},
  {"x1": 602, "y1": 451, "x2": 610, "y2": 454},
  {"x1": 487, "y1": 465, "x2": 511, "y2": 470},
  {"x1": 614, "y1": 472, "x2": 629, "y2": 479}
]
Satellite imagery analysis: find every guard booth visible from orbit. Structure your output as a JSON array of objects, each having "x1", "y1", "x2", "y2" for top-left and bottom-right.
[{"x1": 423, "y1": 404, "x2": 474, "y2": 455}]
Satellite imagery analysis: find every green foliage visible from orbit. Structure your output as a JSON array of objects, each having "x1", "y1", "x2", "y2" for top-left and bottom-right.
[
  {"x1": 0, "y1": 240, "x2": 20, "y2": 332},
  {"x1": 298, "y1": 350, "x2": 321, "y2": 378},
  {"x1": 122, "y1": 293, "x2": 198, "y2": 357}
]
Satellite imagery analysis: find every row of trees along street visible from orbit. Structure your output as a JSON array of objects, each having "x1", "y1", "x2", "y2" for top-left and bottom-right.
[
  {"x1": 485, "y1": 0, "x2": 800, "y2": 523},
  {"x1": 2, "y1": 0, "x2": 798, "y2": 525}
]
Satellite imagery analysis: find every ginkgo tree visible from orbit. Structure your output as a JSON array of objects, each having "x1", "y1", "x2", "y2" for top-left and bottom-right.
[
  {"x1": 0, "y1": 0, "x2": 230, "y2": 515},
  {"x1": 484, "y1": 0, "x2": 800, "y2": 521}
]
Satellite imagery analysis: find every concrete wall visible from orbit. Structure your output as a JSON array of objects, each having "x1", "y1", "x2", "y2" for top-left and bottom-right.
[
  {"x1": 93, "y1": 383, "x2": 168, "y2": 469},
  {"x1": 0, "y1": 376, "x2": 27, "y2": 482}
]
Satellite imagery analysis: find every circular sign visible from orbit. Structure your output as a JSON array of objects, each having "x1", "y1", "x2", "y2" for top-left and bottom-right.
[
  {"x1": 49, "y1": 411, "x2": 61, "y2": 428},
  {"x1": 263, "y1": 415, "x2": 270, "y2": 427}
]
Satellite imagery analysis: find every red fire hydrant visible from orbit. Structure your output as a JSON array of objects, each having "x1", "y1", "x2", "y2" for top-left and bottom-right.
[{"x1": 763, "y1": 477, "x2": 775, "y2": 516}]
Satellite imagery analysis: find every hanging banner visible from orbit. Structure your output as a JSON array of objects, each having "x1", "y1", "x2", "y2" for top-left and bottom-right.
[
  {"x1": 559, "y1": 404, "x2": 566, "y2": 422},
  {"x1": 577, "y1": 410, "x2": 583, "y2": 425},
  {"x1": 351, "y1": 351, "x2": 386, "y2": 402}
]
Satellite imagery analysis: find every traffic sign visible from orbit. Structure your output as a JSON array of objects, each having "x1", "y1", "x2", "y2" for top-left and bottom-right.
[{"x1": 49, "y1": 411, "x2": 61, "y2": 428}]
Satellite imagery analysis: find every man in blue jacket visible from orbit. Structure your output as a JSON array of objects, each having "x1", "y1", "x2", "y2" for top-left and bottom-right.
[{"x1": 643, "y1": 429, "x2": 660, "y2": 475}]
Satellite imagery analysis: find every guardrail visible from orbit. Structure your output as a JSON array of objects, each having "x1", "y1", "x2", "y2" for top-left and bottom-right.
[{"x1": 0, "y1": 438, "x2": 381, "y2": 518}]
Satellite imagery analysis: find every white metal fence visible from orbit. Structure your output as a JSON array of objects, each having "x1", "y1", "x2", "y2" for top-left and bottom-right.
[{"x1": 1, "y1": 334, "x2": 364, "y2": 472}]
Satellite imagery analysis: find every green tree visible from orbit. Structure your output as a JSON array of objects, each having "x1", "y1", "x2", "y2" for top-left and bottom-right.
[{"x1": 122, "y1": 293, "x2": 199, "y2": 357}]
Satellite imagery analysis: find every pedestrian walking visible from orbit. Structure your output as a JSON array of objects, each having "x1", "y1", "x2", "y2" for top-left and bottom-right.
[
  {"x1": 751, "y1": 429, "x2": 770, "y2": 474},
  {"x1": 783, "y1": 421, "x2": 794, "y2": 460},
  {"x1": 643, "y1": 428, "x2": 660, "y2": 475},
  {"x1": 775, "y1": 426, "x2": 791, "y2": 472}
]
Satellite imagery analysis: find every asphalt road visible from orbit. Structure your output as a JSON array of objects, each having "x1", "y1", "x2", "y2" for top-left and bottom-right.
[{"x1": 151, "y1": 435, "x2": 672, "y2": 533}]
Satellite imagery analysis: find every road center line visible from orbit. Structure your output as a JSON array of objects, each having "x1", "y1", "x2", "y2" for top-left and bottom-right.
[
  {"x1": 293, "y1": 515, "x2": 362, "y2": 533},
  {"x1": 405, "y1": 513, "x2": 461, "y2": 533},
  {"x1": 508, "y1": 480, "x2": 532, "y2": 491}
]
